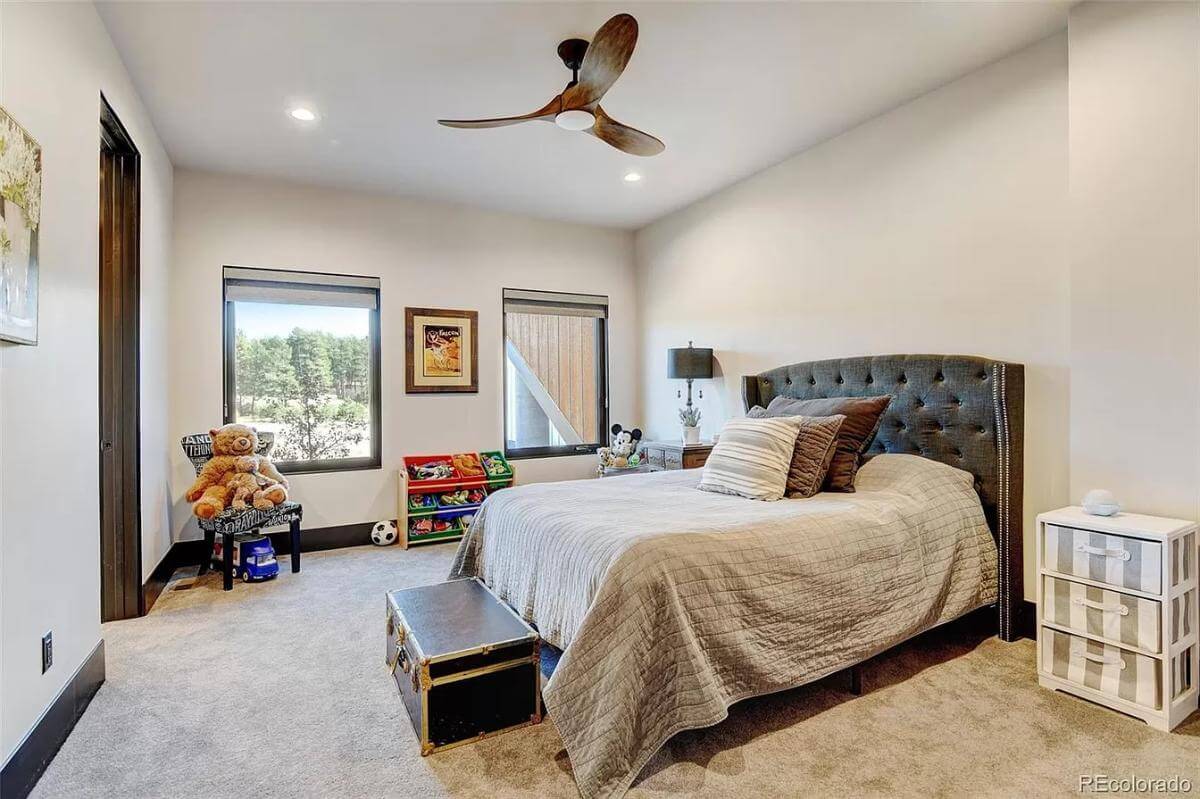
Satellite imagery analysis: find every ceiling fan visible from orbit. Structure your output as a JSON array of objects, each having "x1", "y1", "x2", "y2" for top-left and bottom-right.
[{"x1": 437, "y1": 13, "x2": 665, "y2": 157}]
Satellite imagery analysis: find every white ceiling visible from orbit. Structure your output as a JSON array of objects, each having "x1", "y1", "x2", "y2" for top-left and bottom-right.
[{"x1": 98, "y1": 2, "x2": 1069, "y2": 229}]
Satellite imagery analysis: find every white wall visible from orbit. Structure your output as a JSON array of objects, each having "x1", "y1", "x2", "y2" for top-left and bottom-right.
[
  {"x1": 635, "y1": 35, "x2": 1070, "y2": 600},
  {"x1": 169, "y1": 170, "x2": 635, "y2": 540},
  {"x1": 0, "y1": 1, "x2": 173, "y2": 764},
  {"x1": 1067, "y1": 1, "x2": 1200, "y2": 522}
]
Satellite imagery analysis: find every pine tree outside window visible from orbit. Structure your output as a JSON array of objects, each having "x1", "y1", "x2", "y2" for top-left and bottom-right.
[{"x1": 223, "y1": 266, "x2": 382, "y2": 473}]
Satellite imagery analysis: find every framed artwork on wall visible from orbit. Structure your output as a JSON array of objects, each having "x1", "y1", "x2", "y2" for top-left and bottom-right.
[
  {"x1": 405, "y1": 307, "x2": 478, "y2": 393},
  {"x1": 0, "y1": 106, "x2": 42, "y2": 345}
]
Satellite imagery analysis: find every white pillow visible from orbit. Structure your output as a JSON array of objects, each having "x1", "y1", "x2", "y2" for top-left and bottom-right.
[{"x1": 697, "y1": 416, "x2": 804, "y2": 501}]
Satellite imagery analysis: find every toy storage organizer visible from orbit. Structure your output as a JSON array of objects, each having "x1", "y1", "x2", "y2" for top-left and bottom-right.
[{"x1": 398, "y1": 452, "x2": 515, "y2": 548}]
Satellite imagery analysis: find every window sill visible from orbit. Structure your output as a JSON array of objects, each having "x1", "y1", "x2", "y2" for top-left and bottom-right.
[
  {"x1": 277, "y1": 457, "x2": 382, "y2": 475},
  {"x1": 504, "y1": 447, "x2": 600, "y2": 461}
]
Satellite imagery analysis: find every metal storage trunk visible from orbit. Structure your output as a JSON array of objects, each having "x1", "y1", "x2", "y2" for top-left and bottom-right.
[{"x1": 385, "y1": 579, "x2": 542, "y2": 755}]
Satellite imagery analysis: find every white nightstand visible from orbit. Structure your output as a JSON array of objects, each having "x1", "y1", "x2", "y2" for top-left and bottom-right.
[{"x1": 1036, "y1": 507, "x2": 1198, "y2": 731}]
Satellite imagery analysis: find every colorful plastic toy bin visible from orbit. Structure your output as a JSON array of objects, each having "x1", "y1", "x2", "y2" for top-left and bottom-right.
[{"x1": 398, "y1": 451, "x2": 515, "y2": 548}]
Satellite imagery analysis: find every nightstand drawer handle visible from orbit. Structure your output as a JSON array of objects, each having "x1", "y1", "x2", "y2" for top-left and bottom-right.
[
  {"x1": 1071, "y1": 597, "x2": 1129, "y2": 615},
  {"x1": 1070, "y1": 650, "x2": 1126, "y2": 670},
  {"x1": 1074, "y1": 543, "x2": 1131, "y2": 561}
]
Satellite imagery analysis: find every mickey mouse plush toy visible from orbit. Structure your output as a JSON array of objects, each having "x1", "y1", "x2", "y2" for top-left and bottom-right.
[{"x1": 598, "y1": 423, "x2": 642, "y2": 473}]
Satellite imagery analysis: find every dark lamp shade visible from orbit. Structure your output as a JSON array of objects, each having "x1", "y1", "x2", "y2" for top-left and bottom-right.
[{"x1": 667, "y1": 346, "x2": 713, "y2": 380}]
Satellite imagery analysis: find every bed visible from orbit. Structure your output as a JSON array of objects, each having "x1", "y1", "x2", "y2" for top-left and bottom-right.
[{"x1": 450, "y1": 354, "x2": 1024, "y2": 799}]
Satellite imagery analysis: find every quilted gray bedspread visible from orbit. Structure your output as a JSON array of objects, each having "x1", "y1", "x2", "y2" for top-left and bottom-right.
[{"x1": 449, "y1": 454, "x2": 997, "y2": 798}]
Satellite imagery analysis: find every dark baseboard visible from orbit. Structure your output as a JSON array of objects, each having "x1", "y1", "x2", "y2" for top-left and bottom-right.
[
  {"x1": 267, "y1": 521, "x2": 374, "y2": 554},
  {"x1": 1, "y1": 639, "x2": 105, "y2": 799},
  {"x1": 142, "y1": 543, "x2": 197, "y2": 613},
  {"x1": 950, "y1": 602, "x2": 1035, "y2": 642},
  {"x1": 170, "y1": 538, "x2": 211, "y2": 567},
  {"x1": 1016, "y1": 599, "x2": 1037, "y2": 640},
  {"x1": 155, "y1": 521, "x2": 376, "y2": 574}
]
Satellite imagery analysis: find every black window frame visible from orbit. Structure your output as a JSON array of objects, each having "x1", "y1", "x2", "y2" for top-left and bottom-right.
[
  {"x1": 222, "y1": 265, "x2": 382, "y2": 475},
  {"x1": 501, "y1": 288, "x2": 609, "y2": 461}
]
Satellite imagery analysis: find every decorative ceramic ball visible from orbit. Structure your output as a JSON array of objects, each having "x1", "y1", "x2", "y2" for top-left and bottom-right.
[
  {"x1": 371, "y1": 519, "x2": 398, "y2": 546},
  {"x1": 1081, "y1": 489, "x2": 1120, "y2": 517}
]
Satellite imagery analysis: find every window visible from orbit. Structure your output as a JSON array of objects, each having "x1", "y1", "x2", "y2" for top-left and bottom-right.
[
  {"x1": 503, "y1": 288, "x2": 608, "y2": 459},
  {"x1": 223, "y1": 266, "x2": 381, "y2": 473}
]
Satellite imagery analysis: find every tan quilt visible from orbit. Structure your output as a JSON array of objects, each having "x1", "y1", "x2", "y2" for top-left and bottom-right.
[{"x1": 449, "y1": 454, "x2": 997, "y2": 798}]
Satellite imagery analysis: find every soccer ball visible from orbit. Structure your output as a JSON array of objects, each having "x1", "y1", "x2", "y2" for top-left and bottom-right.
[{"x1": 371, "y1": 520, "x2": 398, "y2": 546}]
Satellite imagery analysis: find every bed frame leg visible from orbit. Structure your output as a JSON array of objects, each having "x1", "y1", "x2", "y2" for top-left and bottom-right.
[{"x1": 849, "y1": 664, "x2": 863, "y2": 696}]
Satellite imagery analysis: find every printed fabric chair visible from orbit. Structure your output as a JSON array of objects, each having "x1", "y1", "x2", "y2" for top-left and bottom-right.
[{"x1": 181, "y1": 431, "x2": 303, "y2": 591}]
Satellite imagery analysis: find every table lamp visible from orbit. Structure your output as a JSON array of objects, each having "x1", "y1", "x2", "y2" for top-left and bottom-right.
[{"x1": 667, "y1": 341, "x2": 713, "y2": 411}]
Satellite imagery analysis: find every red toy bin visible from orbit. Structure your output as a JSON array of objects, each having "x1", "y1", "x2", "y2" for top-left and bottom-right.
[{"x1": 403, "y1": 454, "x2": 460, "y2": 492}]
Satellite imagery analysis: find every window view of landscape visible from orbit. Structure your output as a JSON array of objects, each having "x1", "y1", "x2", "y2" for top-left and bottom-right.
[{"x1": 231, "y1": 301, "x2": 372, "y2": 465}]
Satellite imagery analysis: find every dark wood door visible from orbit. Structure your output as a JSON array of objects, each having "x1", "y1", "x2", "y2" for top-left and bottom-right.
[{"x1": 99, "y1": 96, "x2": 142, "y2": 622}]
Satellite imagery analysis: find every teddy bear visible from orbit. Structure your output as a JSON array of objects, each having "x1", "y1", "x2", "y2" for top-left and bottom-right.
[
  {"x1": 597, "y1": 423, "x2": 642, "y2": 472},
  {"x1": 185, "y1": 423, "x2": 289, "y2": 519}
]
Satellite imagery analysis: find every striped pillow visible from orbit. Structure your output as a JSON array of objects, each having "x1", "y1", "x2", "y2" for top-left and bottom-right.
[{"x1": 697, "y1": 416, "x2": 805, "y2": 501}]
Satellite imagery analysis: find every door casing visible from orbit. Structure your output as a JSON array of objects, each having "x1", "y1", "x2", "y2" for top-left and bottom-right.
[{"x1": 99, "y1": 94, "x2": 143, "y2": 622}]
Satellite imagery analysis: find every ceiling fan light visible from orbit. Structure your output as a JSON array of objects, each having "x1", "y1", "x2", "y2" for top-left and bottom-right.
[{"x1": 554, "y1": 109, "x2": 595, "y2": 131}]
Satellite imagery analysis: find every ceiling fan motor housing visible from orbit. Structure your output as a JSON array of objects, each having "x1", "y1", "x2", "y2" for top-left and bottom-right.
[{"x1": 557, "y1": 38, "x2": 589, "y2": 74}]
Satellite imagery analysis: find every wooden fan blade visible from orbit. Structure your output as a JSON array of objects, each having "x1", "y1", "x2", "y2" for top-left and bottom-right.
[
  {"x1": 588, "y1": 106, "x2": 664, "y2": 156},
  {"x1": 438, "y1": 95, "x2": 561, "y2": 128},
  {"x1": 562, "y1": 14, "x2": 638, "y2": 109}
]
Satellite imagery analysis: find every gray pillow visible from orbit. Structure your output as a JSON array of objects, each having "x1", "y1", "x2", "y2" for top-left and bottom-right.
[{"x1": 757, "y1": 395, "x2": 892, "y2": 492}]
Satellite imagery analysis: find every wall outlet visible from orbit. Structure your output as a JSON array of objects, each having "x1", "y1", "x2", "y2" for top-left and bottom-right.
[{"x1": 41, "y1": 631, "x2": 52, "y2": 673}]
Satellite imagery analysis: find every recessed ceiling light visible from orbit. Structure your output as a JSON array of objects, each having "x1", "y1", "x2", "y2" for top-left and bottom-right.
[
  {"x1": 623, "y1": 171, "x2": 642, "y2": 183},
  {"x1": 289, "y1": 107, "x2": 317, "y2": 122}
]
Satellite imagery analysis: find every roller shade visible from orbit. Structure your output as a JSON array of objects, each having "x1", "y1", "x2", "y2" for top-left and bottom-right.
[
  {"x1": 224, "y1": 266, "x2": 379, "y2": 310},
  {"x1": 503, "y1": 288, "x2": 607, "y2": 318}
]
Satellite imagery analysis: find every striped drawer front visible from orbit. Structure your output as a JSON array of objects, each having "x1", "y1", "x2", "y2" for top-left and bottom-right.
[
  {"x1": 1172, "y1": 588, "x2": 1195, "y2": 646},
  {"x1": 1043, "y1": 525, "x2": 1162, "y2": 594},
  {"x1": 1042, "y1": 575, "x2": 1160, "y2": 653},
  {"x1": 1042, "y1": 628, "x2": 1162, "y2": 710},
  {"x1": 1171, "y1": 532, "x2": 1195, "y2": 590}
]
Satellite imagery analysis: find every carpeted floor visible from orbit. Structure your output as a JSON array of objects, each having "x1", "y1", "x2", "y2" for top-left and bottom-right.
[{"x1": 33, "y1": 543, "x2": 1200, "y2": 798}]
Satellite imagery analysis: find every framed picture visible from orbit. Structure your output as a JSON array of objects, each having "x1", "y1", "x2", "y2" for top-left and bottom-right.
[
  {"x1": 0, "y1": 106, "x2": 42, "y2": 345},
  {"x1": 405, "y1": 307, "x2": 478, "y2": 393}
]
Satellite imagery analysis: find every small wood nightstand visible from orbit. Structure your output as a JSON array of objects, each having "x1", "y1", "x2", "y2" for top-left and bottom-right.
[
  {"x1": 639, "y1": 440, "x2": 714, "y2": 471},
  {"x1": 1036, "y1": 506, "x2": 1198, "y2": 731}
]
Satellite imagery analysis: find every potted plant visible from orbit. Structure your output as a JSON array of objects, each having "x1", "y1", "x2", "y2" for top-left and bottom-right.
[{"x1": 679, "y1": 406, "x2": 702, "y2": 445}]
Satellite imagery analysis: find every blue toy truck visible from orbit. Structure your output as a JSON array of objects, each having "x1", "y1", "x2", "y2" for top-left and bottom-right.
[
  {"x1": 213, "y1": 534, "x2": 279, "y2": 582},
  {"x1": 238, "y1": 536, "x2": 279, "y2": 582}
]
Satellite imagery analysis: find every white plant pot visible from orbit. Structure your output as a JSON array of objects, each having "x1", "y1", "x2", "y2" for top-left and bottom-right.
[{"x1": 682, "y1": 425, "x2": 700, "y2": 445}]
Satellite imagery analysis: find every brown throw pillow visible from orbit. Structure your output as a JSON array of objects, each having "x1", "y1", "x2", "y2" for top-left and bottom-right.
[
  {"x1": 785, "y1": 414, "x2": 845, "y2": 497},
  {"x1": 760, "y1": 395, "x2": 892, "y2": 492},
  {"x1": 747, "y1": 406, "x2": 844, "y2": 496}
]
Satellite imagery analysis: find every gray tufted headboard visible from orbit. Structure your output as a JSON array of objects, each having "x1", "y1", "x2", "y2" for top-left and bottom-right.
[{"x1": 742, "y1": 354, "x2": 1024, "y2": 641}]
